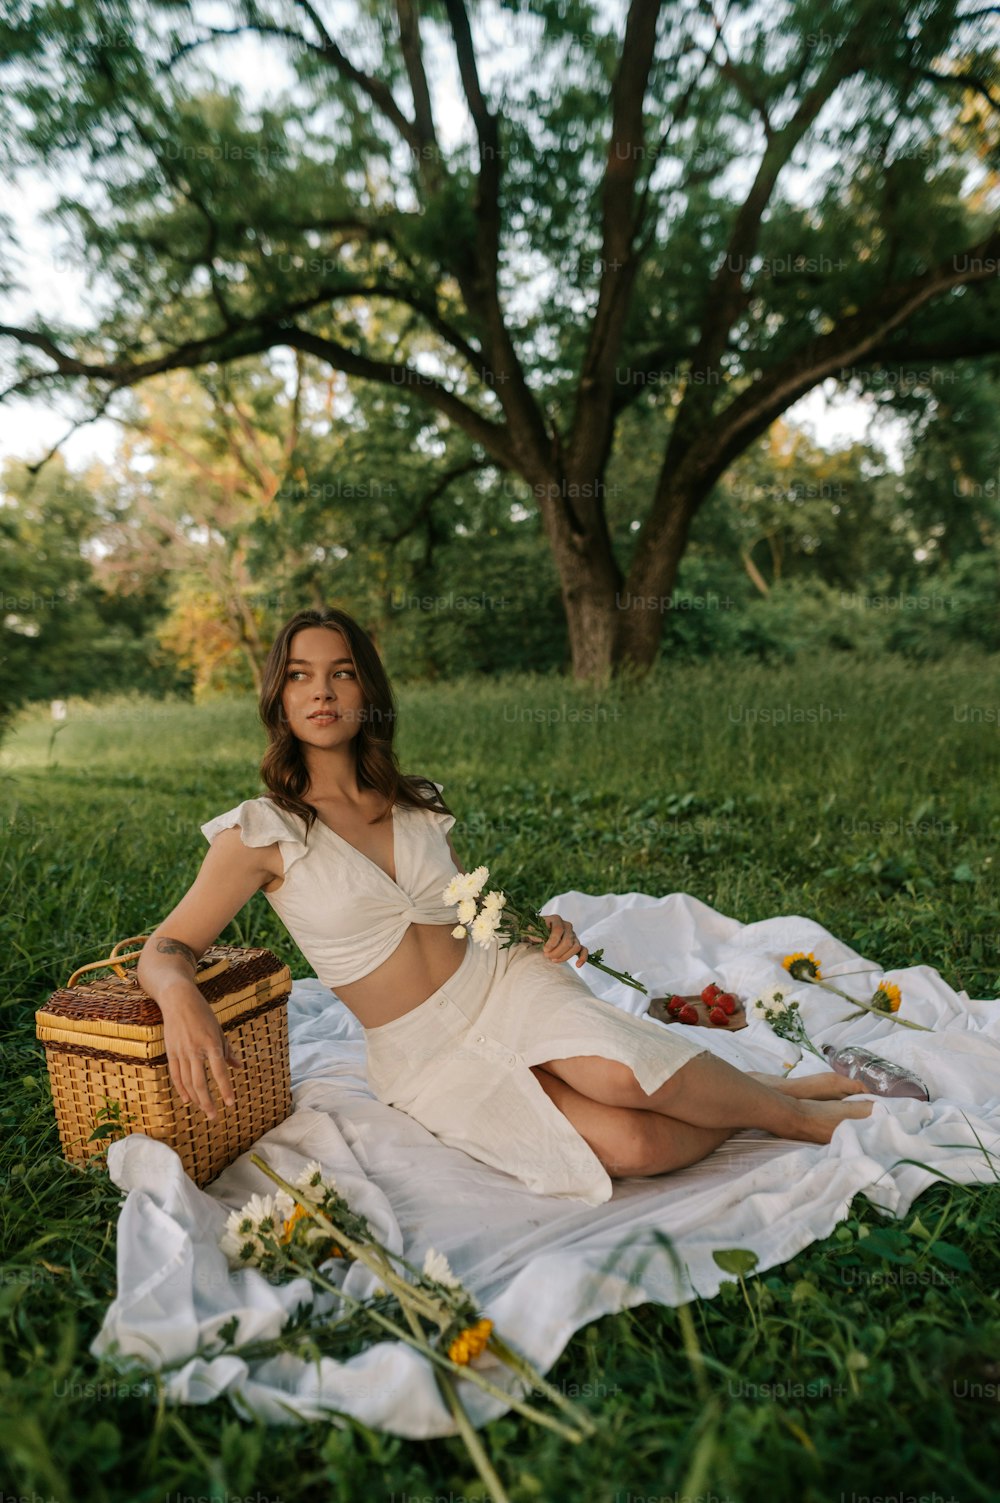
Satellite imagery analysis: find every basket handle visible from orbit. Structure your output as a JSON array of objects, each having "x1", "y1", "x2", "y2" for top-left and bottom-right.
[
  {"x1": 66, "y1": 947, "x2": 147, "y2": 987},
  {"x1": 65, "y1": 936, "x2": 233, "y2": 989},
  {"x1": 108, "y1": 934, "x2": 151, "y2": 961}
]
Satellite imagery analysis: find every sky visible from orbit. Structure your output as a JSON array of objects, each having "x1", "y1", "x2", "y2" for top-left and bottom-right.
[{"x1": 0, "y1": 7, "x2": 911, "y2": 477}]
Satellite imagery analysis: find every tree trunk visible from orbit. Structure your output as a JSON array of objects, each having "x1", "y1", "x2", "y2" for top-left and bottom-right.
[
  {"x1": 612, "y1": 485, "x2": 700, "y2": 673},
  {"x1": 534, "y1": 469, "x2": 624, "y2": 684},
  {"x1": 560, "y1": 569, "x2": 622, "y2": 685}
]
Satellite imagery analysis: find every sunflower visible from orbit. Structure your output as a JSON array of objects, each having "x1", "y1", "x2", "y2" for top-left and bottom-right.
[
  {"x1": 448, "y1": 1317, "x2": 494, "y2": 1365},
  {"x1": 782, "y1": 951, "x2": 821, "y2": 981},
  {"x1": 872, "y1": 980, "x2": 902, "y2": 1014}
]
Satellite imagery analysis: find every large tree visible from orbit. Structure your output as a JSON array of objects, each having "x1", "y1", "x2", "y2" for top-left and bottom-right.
[{"x1": 1, "y1": 0, "x2": 998, "y2": 680}]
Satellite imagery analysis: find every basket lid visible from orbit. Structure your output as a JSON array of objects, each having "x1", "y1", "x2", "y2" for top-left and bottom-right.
[{"x1": 35, "y1": 943, "x2": 290, "y2": 1036}]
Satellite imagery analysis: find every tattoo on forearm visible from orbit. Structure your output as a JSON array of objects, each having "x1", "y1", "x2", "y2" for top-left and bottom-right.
[{"x1": 155, "y1": 936, "x2": 199, "y2": 969}]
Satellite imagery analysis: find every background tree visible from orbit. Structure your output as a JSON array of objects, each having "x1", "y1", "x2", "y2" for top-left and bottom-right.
[
  {"x1": 0, "y1": 455, "x2": 183, "y2": 737},
  {"x1": 1, "y1": 0, "x2": 997, "y2": 679}
]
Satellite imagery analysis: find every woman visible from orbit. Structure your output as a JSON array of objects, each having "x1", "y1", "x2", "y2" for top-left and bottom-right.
[{"x1": 137, "y1": 606, "x2": 871, "y2": 1206}]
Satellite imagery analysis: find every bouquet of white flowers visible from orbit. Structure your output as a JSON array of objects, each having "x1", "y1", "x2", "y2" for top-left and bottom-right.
[
  {"x1": 442, "y1": 865, "x2": 647, "y2": 993},
  {"x1": 212, "y1": 1153, "x2": 597, "y2": 1503}
]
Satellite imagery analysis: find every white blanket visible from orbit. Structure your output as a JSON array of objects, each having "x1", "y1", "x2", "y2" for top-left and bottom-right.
[{"x1": 91, "y1": 892, "x2": 1000, "y2": 1435}]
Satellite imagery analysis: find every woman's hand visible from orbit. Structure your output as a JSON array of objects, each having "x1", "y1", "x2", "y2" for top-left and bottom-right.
[
  {"x1": 526, "y1": 913, "x2": 589, "y2": 968},
  {"x1": 161, "y1": 991, "x2": 244, "y2": 1120}
]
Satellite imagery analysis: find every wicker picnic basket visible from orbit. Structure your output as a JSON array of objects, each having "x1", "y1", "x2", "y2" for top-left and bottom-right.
[{"x1": 35, "y1": 936, "x2": 293, "y2": 1187}]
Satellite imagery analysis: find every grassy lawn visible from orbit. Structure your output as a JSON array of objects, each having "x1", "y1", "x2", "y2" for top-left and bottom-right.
[{"x1": 1, "y1": 650, "x2": 998, "y2": 1503}]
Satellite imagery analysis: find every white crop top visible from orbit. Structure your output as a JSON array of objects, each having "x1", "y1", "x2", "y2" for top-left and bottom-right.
[{"x1": 200, "y1": 781, "x2": 461, "y2": 991}]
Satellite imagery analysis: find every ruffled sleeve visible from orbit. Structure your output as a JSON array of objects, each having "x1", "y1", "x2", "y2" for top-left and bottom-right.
[
  {"x1": 200, "y1": 797, "x2": 310, "y2": 878},
  {"x1": 427, "y1": 780, "x2": 456, "y2": 836}
]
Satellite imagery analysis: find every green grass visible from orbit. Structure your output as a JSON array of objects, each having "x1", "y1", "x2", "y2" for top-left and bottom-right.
[{"x1": 2, "y1": 651, "x2": 998, "y2": 1503}]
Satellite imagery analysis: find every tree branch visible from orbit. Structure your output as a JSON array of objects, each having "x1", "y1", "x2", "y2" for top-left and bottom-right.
[
  {"x1": 165, "y1": 16, "x2": 422, "y2": 156},
  {"x1": 382, "y1": 456, "x2": 487, "y2": 546},
  {"x1": 562, "y1": 0, "x2": 664, "y2": 509},
  {"x1": 676, "y1": 226, "x2": 1000, "y2": 499},
  {"x1": 438, "y1": 0, "x2": 552, "y2": 478},
  {"x1": 700, "y1": 0, "x2": 775, "y2": 140},
  {"x1": 915, "y1": 63, "x2": 1000, "y2": 112},
  {"x1": 0, "y1": 320, "x2": 285, "y2": 397},
  {"x1": 22, "y1": 387, "x2": 117, "y2": 475},
  {"x1": 394, "y1": 0, "x2": 439, "y2": 168},
  {"x1": 280, "y1": 326, "x2": 515, "y2": 468},
  {"x1": 290, "y1": 0, "x2": 422, "y2": 154}
]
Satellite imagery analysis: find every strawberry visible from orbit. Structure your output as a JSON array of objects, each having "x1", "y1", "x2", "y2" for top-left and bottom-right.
[
  {"x1": 700, "y1": 983, "x2": 723, "y2": 1004},
  {"x1": 708, "y1": 1006, "x2": 729, "y2": 1026},
  {"x1": 678, "y1": 1004, "x2": 699, "y2": 1025},
  {"x1": 716, "y1": 992, "x2": 738, "y2": 1015},
  {"x1": 666, "y1": 994, "x2": 686, "y2": 1014}
]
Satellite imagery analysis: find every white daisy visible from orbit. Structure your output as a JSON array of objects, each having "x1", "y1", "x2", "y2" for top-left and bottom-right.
[
  {"x1": 422, "y1": 1247, "x2": 461, "y2": 1289},
  {"x1": 442, "y1": 867, "x2": 491, "y2": 906},
  {"x1": 294, "y1": 1160, "x2": 331, "y2": 1198},
  {"x1": 470, "y1": 910, "x2": 501, "y2": 948},
  {"x1": 752, "y1": 987, "x2": 789, "y2": 1018}
]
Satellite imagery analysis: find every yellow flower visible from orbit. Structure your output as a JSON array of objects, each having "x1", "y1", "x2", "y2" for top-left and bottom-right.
[
  {"x1": 872, "y1": 980, "x2": 901, "y2": 1013},
  {"x1": 782, "y1": 951, "x2": 821, "y2": 981},
  {"x1": 448, "y1": 1317, "x2": 493, "y2": 1365},
  {"x1": 281, "y1": 1201, "x2": 345, "y2": 1259},
  {"x1": 281, "y1": 1203, "x2": 312, "y2": 1244}
]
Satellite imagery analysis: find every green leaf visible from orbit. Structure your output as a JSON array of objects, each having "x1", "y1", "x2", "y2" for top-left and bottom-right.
[
  {"x1": 855, "y1": 1228, "x2": 914, "y2": 1265},
  {"x1": 928, "y1": 1240, "x2": 972, "y2": 1272},
  {"x1": 712, "y1": 1248, "x2": 759, "y2": 1277}
]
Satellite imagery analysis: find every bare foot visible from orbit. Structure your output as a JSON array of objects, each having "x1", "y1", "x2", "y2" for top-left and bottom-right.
[
  {"x1": 748, "y1": 1071, "x2": 869, "y2": 1101},
  {"x1": 786, "y1": 1098, "x2": 874, "y2": 1145}
]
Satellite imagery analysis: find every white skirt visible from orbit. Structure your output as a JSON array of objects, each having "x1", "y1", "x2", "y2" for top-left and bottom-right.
[{"x1": 362, "y1": 936, "x2": 708, "y2": 1205}]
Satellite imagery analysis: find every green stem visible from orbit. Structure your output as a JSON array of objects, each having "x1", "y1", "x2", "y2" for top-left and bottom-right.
[
  {"x1": 511, "y1": 907, "x2": 647, "y2": 994},
  {"x1": 248, "y1": 1156, "x2": 589, "y2": 1442},
  {"x1": 283, "y1": 1250, "x2": 584, "y2": 1439},
  {"x1": 810, "y1": 978, "x2": 933, "y2": 1031},
  {"x1": 248, "y1": 1155, "x2": 450, "y2": 1323},
  {"x1": 399, "y1": 1302, "x2": 511, "y2": 1503},
  {"x1": 485, "y1": 1332, "x2": 598, "y2": 1437}
]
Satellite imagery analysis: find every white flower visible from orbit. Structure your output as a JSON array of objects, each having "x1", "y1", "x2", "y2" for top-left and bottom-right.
[
  {"x1": 442, "y1": 866, "x2": 490, "y2": 907},
  {"x1": 219, "y1": 1189, "x2": 294, "y2": 1266},
  {"x1": 451, "y1": 924, "x2": 468, "y2": 939},
  {"x1": 481, "y1": 889, "x2": 506, "y2": 914},
  {"x1": 245, "y1": 1190, "x2": 295, "y2": 1230},
  {"x1": 456, "y1": 897, "x2": 477, "y2": 924},
  {"x1": 422, "y1": 1247, "x2": 460, "y2": 1289},
  {"x1": 752, "y1": 987, "x2": 788, "y2": 1019},
  {"x1": 293, "y1": 1160, "x2": 332, "y2": 1198},
  {"x1": 470, "y1": 909, "x2": 502, "y2": 948},
  {"x1": 442, "y1": 874, "x2": 469, "y2": 905},
  {"x1": 220, "y1": 1212, "x2": 264, "y2": 1267}
]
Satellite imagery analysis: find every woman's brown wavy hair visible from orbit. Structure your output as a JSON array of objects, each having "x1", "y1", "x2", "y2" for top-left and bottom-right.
[{"x1": 258, "y1": 606, "x2": 454, "y2": 833}]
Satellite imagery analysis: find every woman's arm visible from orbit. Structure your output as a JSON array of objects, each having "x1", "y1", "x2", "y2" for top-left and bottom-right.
[{"x1": 137, "y1": 826, "x2": 281, "y2": 1121}]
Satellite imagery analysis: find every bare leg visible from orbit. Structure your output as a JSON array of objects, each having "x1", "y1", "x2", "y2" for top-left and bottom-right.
[
  {"x1": 746, "y1": 1071, "x2": 869, "y2": 1100},
  {"x1": 536, "y1": 1051, "x2": 873, "y2": 1145},
  {"x1": 532, "y1": 1065, "x2": 736, "y2": 1177}
]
